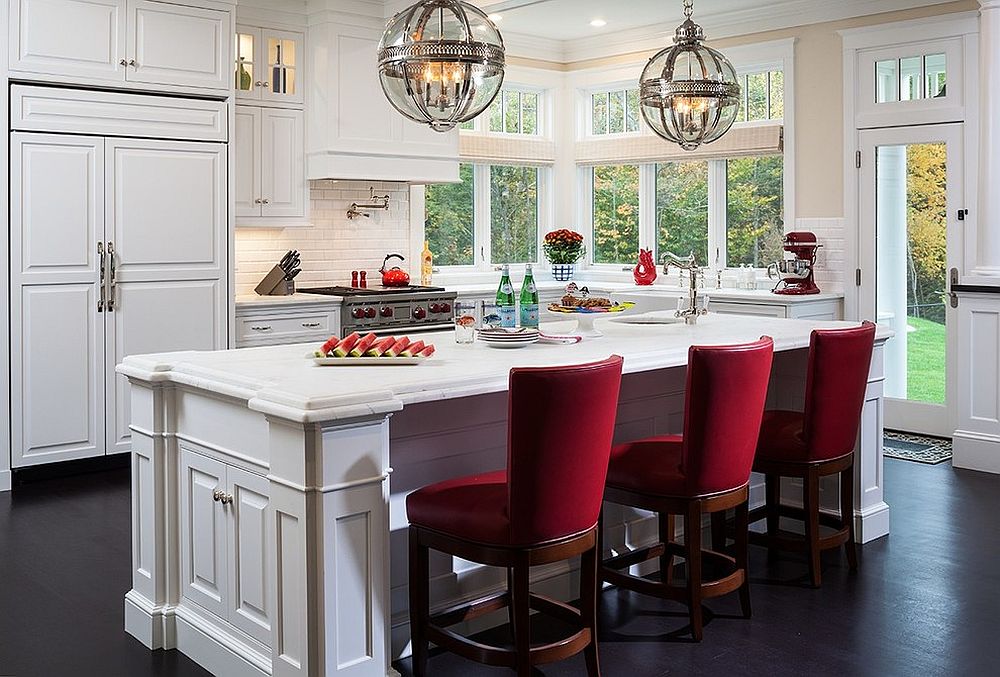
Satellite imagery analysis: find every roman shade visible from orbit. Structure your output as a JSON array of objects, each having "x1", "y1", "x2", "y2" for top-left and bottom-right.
[
  {"x1": 575, "y1": 123, "x2": 782, "y2": 165},
  {"x1": 459, "y1": 133, "x2": 557, "y2": 165}
]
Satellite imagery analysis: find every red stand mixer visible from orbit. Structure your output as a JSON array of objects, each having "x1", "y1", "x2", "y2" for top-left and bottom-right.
[{"x1": 768, "y1": 231, "x2": 822, "y2": 295}]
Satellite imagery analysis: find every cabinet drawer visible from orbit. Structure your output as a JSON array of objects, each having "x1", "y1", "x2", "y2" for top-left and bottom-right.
[
  {"x1": 709, "y1": 302, "x2": 788, "y2": 318},
  {"x1": 237, "y1": 311, "x2": 334, "y2": 344}
]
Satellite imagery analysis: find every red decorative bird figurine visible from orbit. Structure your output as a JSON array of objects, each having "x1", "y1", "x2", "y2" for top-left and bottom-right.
[{"x1": 633, "y1": 249, "x2": 657, "y2": 286}]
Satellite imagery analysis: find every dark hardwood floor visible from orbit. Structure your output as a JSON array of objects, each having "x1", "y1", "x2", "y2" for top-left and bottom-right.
[{"x1": 1, "y1": 459, "x2": 998, "y2": 676}]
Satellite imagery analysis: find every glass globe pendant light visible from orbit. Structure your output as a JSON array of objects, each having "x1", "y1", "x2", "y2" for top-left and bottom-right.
[
  {"x1": 378, "y1": 0, "x2": 505, "y2": 132},
  {"x1": 639, "y1": 0, "x2": 741, "y2": 150}
]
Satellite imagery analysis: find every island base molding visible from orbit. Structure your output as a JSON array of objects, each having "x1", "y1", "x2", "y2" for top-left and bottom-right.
[{"x1": 952, "y1": 430, "x2": 1000, "y2": 473}]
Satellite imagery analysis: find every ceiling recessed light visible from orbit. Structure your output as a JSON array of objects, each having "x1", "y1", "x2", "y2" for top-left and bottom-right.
[
  {"x1": 488, "y1": 13, "x2": 503, "y2": 23},
  {"x1": 590, "y1": 18, "x2": 607, "y2": 27}
]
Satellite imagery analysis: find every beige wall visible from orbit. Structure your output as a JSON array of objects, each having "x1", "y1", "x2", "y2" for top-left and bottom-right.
[{"x1": 511, "y1": 0, "x2": 978, "y2": 219}]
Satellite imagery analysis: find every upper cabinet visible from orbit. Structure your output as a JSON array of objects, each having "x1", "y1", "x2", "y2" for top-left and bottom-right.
[
  {"x1": 306, "y1": 7, "x2": 459, "y2": 183},
  {"x1": 235, "y1": 25, "x2": 304, "y2": 105},
  {"x1": 8, "y1": 0, "x2": 234, "y2": 95}
]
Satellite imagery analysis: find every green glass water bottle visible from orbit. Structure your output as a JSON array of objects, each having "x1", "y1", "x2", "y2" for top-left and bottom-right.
[
  {"x1": 496, "y1": 265, "x2": 516, "y2": 328},
  {"x1": 519, "y1": 264, "x2": 539, "y2": 328}
]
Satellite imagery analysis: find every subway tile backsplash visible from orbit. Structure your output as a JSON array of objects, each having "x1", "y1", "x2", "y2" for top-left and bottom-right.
[
  {"x1": 234, "y1": 180, "x2": 411, "y2": 296},
  {"x1": 795, "y1": 217, "x2": 845, "y2": 293}
]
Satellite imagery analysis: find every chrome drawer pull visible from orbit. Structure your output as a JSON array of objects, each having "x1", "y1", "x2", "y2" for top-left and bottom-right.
[
  {"x1": 301, "y1": 322, "x2": 321, "y2": 328},
  {"x1": 250, "y1": 325, "x2": 272, "y2": 332}
]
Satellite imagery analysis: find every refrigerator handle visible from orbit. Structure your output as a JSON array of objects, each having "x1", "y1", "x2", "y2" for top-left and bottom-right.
[{"x1": 107, "y1": 241, "x2": 116, "y2": 312}]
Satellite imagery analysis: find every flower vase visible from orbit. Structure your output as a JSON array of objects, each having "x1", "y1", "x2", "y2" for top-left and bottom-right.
[{"x1": 551, "y1": 263, "x2": 576, "y2": 281}]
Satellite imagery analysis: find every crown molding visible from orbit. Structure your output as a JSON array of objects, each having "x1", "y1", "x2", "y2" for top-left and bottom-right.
[{"x1": 493, "y1": 0, "x2": 964, "y2": 63}]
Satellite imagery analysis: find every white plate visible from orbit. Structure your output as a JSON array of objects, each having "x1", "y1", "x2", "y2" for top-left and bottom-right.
[
  {"x1": 313, "y1": 356, "x2": 424, "y2": 366},
  {"x1": 480, "y1": 340, "x2": 534, "y2": 349}
]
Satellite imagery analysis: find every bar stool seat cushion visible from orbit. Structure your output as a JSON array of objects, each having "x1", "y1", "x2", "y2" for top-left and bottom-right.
[
  {"x1": 755, "y1": 410, "x2": 808, "y2": 462},
  {"x1": 407, "y1": 470, "x2": 510, "y2": 546},
  {"x1": 607, "y1": 434, "x2": 685, "y2": 496}
]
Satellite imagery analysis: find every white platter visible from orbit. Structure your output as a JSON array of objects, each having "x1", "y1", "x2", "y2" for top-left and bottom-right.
[
  {"x1": 480, "y1": 341, "x2": 535, "y2": 349},
  {"x1": 312, "y1": 356, "x2": 424, "y2": 366}
]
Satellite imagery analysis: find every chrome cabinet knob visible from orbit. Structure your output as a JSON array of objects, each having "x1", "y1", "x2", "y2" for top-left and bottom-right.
[
  {"x1": 254, "y1": 81, "x2": 270, "y2": 88},
  {"x1": 213, "y1": 489, "x2": 224, "y2": 502},
  {"x1": 128, "y1": 59, "x2": 136, "y2": 67},
  {"x1": 254, "y1": 198, "x2": 263, "y2": 204},
  {"x1": 120, "y1": 59, "x2": 128, "y2": 66},
  {"x1": 261, "y1": 198, "x2": 270, "y2": 204}
]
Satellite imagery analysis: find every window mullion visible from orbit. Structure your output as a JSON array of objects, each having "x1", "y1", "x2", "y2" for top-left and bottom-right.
[
  {"x1": 477, "y1": 164, "x2": 492, "y2": 269},
  {"x1": 708, "y1": 159, "x2": 728, "y2": 269},
  {"x1": 639, "y1": 164, "x2": 656, "y2": 254}
]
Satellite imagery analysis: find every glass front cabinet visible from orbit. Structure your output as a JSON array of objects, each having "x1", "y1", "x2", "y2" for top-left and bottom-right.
[{"x1": 235, "y1": 25, "x2": 304, "y2": 104}]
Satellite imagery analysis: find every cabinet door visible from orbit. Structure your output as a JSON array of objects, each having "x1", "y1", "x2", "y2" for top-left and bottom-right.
[
  {"x1": 260, "y1": 29, "x2": 303, "y2": 105},
  {"x1": 106, "y1": 137, "x2": 227, "y2": 282},
  {"x1": 226, "y1": 467, "x2": 272, "y2": 645},
  {"x1": 128, "y1": 0, "x2": 230, "y2": 92},
  {"x1": 106, "y1": 279, "x2": 223, "y2": 454},
  {"x1": 10, "y1": 134, "x2": 106, "y2": 467},
  {"x1": 234, "y1": 26, "x2": 262, "y2": 101},
  {"x1": 9, "y1": 0, "x2": 126, "y2": 83},
  {"x1": 261, "y1": 108, "x2": 305, "y2": 218},
  {"x1": 179, "y1": 448, "x2": 229, "y2": 618},
  {"x1": 234, "y1": 106, "x2": 262, "y2": 218}
]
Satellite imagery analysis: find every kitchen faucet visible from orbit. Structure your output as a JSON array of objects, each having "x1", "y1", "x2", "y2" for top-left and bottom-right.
[{"x1": 661, "y1": 251, "x2": 709, "y2": 325}]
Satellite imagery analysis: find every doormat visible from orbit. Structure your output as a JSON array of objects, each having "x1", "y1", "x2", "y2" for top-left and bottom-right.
[{"x1": 884, "y1": 430, "x2": 952, "y2": 465}]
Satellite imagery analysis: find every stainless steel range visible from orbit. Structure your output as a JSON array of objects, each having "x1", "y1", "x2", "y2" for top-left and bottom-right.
[{"x1": 298, "y1": 285, "x2": 458, "y2": 336}]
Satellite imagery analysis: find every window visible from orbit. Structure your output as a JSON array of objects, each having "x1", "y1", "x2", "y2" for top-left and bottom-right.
[
  {"x1": 592, "y1": 165, "x2": 639, "y2": 264},
  {"x1": 591, "y1": 88, "x2": 641, "y2": 135},
  {"x1": 424, "y1": 163, "x2": 544, "y2": 268},
  {"x1": 726, "y1": 156, "x2": 784, "y2": 267},
  {"x1": 491, "y1": 166, "x2": 538, "y2": 263},
  {"x1": 486, "y1": 89, "x2": 539, "y2": 134},
  {"x1": 737, "y1": 69, "x2": 784, "y2": 122},
  {"x1": 876, "y1": 53, "x2": 947, "y2": 103},
  {"x1": 425, "y1": 163, "x2": 474, "y2": 266},
  {"x1": 655, "y1": 161, "x2": 709, "y2": 264}
]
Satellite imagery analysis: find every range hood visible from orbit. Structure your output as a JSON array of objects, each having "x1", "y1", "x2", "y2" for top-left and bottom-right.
[{"x1": 305, "y1": 0, "x2": 460, "y2": 184}]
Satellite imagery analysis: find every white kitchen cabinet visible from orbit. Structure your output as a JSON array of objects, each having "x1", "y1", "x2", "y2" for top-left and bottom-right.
[
  {"x1": 235, "y1": 105, "x2": 307, "y2": 226},
  {"x1": 179, "y1": 447, "x2": 272, "y2": 645},
  {"x1": 307, "y1": 12, "x2": 459, "y2": 182},
  {"x1": 235, "y1": 25, "x2": 303, "y2": 105},
  {"x1": 235, "y1": 303, "x2": 339, "y2": 348},
  {"x1": 8, "y1": 127, "x2": 228, "y2": 468},
  {"x1": 9, "y1": 0, "x2": 233, "y2": 95}
]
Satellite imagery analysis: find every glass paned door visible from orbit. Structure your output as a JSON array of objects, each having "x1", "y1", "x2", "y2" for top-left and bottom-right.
[{"x1": 859, "y1": 124, "x2": 962, "y2": 436}]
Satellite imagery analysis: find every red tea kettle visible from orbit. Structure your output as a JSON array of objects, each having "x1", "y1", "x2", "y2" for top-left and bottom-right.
[{"x1": 379, "y1": 253, "x2": 411, "y2": 287}]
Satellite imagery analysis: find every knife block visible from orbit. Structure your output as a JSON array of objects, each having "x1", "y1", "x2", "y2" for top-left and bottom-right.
[{"x1": 254, "y1": 265, "x2": 296, "y2": 296}]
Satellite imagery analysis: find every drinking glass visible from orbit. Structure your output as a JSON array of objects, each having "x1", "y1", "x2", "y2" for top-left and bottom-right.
[{"x1": 454, "y1": 301, "x2": 477, "y2": 344}]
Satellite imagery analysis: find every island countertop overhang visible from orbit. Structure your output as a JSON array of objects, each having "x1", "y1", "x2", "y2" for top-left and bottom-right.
[{"x1": 118, "y1": 315, "x2": 892, "y2": 424}]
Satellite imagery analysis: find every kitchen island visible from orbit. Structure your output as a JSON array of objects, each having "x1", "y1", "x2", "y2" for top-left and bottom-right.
[{"x1": 120, "y1": 314, "x2": 891, "y2": 677}]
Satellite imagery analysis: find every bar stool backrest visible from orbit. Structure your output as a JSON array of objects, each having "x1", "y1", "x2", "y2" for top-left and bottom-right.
[
  {"x1": 506, "y1": 355, "x2": 625, "y2": 546},
  {"x1": 681, "y1": 337, "x2": 774, "y2": 495},
  {"x1": 802, "y1": 321, "x2": 877, "y2": 461}
]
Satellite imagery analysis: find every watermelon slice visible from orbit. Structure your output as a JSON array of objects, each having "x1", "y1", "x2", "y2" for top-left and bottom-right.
[
  {"x1": 332, "y1": 332, "x2": 361, "y2": 358},
  {"x1": 349, "y1": 333, "x2": 379, "y2": 357},
  {"x1": 383, "y1": 336, "x2": 411, "y2": 358},
  {"x1": 400, "y1": 340, "x2": 425, "y2": 358},
  {"x1": 366, "y1": 336, "x2": 396, "y2": 357},
  {"x1": 320, "y1": 335, "x2": 340, "y2": 356},
  {"x1": 416, "y1": 344, "x2": 435, "y2": 358}
]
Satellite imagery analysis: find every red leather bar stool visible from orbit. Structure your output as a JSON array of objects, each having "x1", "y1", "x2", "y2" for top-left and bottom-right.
[
  {"x1": 599, "y1": 338, "x2": 774, "y2": 641},
  {"x1": 406, "y1": 356, "x2": 624, "y2": 677},
  {"x1": 749, "y1": 322, "x2": 876, "y2": 588}
]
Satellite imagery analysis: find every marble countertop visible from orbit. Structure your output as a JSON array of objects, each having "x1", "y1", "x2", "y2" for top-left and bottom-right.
[{"x1": 120, "y1": 314, "x2": 887, "y2": 423}]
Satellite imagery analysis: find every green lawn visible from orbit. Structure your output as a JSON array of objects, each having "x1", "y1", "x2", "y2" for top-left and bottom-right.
[{"x1": 906, "y1": 315, "x2": 946, "y2": 404}]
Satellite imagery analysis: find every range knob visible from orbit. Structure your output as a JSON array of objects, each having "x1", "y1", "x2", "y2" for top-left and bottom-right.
[
  {"x1": 351, "y1": 307, "x2": 365, "y2": 319},
  {"x1": 380, "y1": 306, "x2": 393, "y2": 318},
  {"x1": 429, "y1": 303, "x2": 441, "y2": 313},
  {"x1": 364, "y1": 307, "x2": 377, "y2": 319},
  {"x1": 412, "y1": 306, "x2": 427, "y2": 320},
  {"x1": 441, "y1": 302, "x2": 452, "y2": 313}
]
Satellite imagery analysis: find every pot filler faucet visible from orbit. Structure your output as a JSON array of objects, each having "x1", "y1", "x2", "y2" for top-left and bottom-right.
[{"x1": 661, "y1": 251, "x2": 709, "y2": 325}]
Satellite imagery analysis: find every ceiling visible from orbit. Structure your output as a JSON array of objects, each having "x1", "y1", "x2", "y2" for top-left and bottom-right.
[{"x1": 470, "y1": 0, "x2": 962, "y2": 44}]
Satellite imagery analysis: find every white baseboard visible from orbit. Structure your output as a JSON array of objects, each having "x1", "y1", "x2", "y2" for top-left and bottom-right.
[
  {"x1": 0, "y1": 469, "x2": 11, "y2": 492},
  {"x1": 953, "y1": 430, "x2": 1000, "y2": 474},
  {"x1": 174, "y1": 605, "x2": 270, "y2": 677},
  {"x1": 124, "y1": 590, "x2": 174, "y2": 650}
]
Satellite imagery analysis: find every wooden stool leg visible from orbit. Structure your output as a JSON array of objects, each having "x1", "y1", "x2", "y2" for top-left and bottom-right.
[
  {"x1": 658, "y1": 512, "x2": 675, "y2": 584},
  {"x1": 511, "y1": 560, "x2": 532, "y2": 677},
  {"x1": 841, "y1": 463, "x2": 858, "y2": 571},
  {"x1": 684, "y1": 501, "x2": 704, "y2": 641},
  {"x1": 580, "y1": 540, "x2": 601, "y2": 677},
  {"x1": 803, "y1": 470, "x2": 822, "y2": 588},
  {"x1": 765, "y1": 473, "x2": 780, "y2": 553},
  {"x1": 735, "y1": 500, "x2": 752, "y2": 618},
  {"x1": 408, "y1": 527, "x2": 430, "y2": 677},
  {"x1": 711, "y1": 511, "x2": 727, "y2": 553}
]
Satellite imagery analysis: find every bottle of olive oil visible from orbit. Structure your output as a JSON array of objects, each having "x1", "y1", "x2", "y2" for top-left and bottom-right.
[
  {"x1": 420, "y1": 240, "x2": 433, "y2": 286},
  {"x1": 519, "y1": 264, "x2": 539, "y2": 328},
  {"x1": 496, "y1": 265, "x2": 516, "y2": 328}
]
